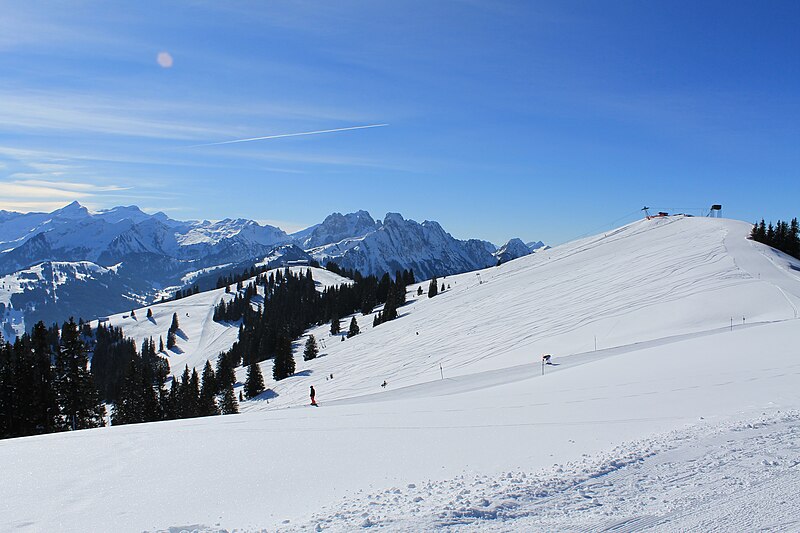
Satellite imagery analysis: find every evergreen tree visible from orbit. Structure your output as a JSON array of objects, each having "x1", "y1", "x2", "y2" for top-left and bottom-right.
[
  {"x1": 187, "y1": 368, "x2": 200, "y2": 418},
  {"x1": 159, "y1": 336, "x2": 164, "y2": 352},
  {"x1": 147, "y1": 308, "x2": 153, "y2": 319},
  {"x1": 417, "y1": 286, "x2": 423, "y2": 296},
  {"x1": 215, "y1": 352, "x2": 235, "y2": 393},
  {"x1": 164, "y1": 377, "x2": 180, "y2": 419},
  {"x1": 751, "y1": 216, "x2": 800, "y2": 260},
  {"x1": 428, "y1": 277, "x2": 439, "y2": 298},
  {"x1": 244, "y1": 361, "x2": 265, "y2": 399},
  {"x1": 220, "y1": 384, "x2": 239, "y2": 414},
  {"x1": 272, "y1": 335, "x2": 295, "y2": 381},
  {"x1": 303, "y1": 335, "x2": 319, "y2": 361},
  {"x1": 55, "y1": 319, "x2": 105, "y2": 430},
  {"x1": 330, "y1": 314, "x2": 341, "y2": 335},
  {"x1": 0, "y1": 335, "x2": 12, "y2": 438},
  {"x1": 382, "y1": 284, "x2": 398, "y2": 322},
  {"x1": 347, "y1": 316, "x2": 360, "y2": 338},
  {"x1": 167, "y1": 330, "x2": 177, "y2": 350},
  {"x1": 112, "y1": 354, "x2": 159, "y2": 426},
  {"x1": 198, "y1": 361, "x2": 220, "y2": 416},
  {"x1": 29, "y1": 321, "x2": 58, "y2": 434}
]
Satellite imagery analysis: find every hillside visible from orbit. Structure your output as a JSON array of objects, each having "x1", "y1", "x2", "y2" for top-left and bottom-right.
[
  {"x1": 90, "y1": 266, "x2": 352, "y2": 375},
  {"x1": 2, "y1": 215, "x2": 800, "y2": 532}
]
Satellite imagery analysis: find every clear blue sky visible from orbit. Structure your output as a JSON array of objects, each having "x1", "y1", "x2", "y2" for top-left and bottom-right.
[{"x1": 0, "y1": 1, "x2": 797, "y2": 245}]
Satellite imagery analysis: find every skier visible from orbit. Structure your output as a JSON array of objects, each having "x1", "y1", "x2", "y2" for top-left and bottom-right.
[
  {"x1": 310, "y1": 385, "x2": 317, "y2": 406},
  {"x1": 381, "y1": 380, "x2": 387, "y2": 388},
  {"x1": 542, "y1": 354, "x2": 552, "y2": 365}
]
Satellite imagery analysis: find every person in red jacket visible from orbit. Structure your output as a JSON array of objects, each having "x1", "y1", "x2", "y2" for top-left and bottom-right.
[{"x1": 310, "y1": 385, "x2": 317, "y2": 406}]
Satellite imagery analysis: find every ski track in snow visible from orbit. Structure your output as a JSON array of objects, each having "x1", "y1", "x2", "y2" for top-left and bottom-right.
[{"x1": 153, "y1": 411, "x2": 800, "y2": 533}]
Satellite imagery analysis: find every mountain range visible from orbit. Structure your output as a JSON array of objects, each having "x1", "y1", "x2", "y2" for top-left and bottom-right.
[{"x1": 0, "y1": 202, "x2": 540, "y2": 338}]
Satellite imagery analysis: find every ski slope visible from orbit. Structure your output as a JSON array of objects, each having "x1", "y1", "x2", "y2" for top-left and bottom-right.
[{"x1": 3, "y1": 215, "x2": 800, "y2": 532}]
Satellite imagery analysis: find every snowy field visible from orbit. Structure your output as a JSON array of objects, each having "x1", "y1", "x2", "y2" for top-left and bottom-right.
[{"x1": 2, "y1": 216, "x2": 800, "y2": 532}]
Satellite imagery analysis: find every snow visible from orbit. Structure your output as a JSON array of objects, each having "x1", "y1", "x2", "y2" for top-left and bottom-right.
[
  {"x1": 90, "y1": 266, "x2": 352, "y2": 376},
  {"x1": 0, "y1": 261, "x2": 113, "y2": 300},
  {"x1": 2, "y1": 215, "x2": 800, "y2": 532}
]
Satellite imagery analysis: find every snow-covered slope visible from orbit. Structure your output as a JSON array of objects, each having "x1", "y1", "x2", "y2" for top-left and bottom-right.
[
  {"x1": 309, "y1": 212, "x2": 497, "y2": 279},
  {"x1": 0, "y1": 261, "x2": 130, "y2": 340},
  {"x1": 89, "y1": 266, "x2": 352, "y2": 375},
  {"x1": 4, "y1": 215, "x2": 800, "y2": 532}
]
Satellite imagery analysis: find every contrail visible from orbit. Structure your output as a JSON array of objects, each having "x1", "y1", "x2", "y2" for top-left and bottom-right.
[{"x1": 185, "y1": 123, "x2": 388, "y2": 148}]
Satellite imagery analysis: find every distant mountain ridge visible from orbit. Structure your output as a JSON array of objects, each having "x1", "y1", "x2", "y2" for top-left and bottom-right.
[
  {"x1": 307, "y1": 212, "x2": 498, "y2": 280},
  {"x1": 0, "y1": 203, "x2": 540, "y2": 338}
]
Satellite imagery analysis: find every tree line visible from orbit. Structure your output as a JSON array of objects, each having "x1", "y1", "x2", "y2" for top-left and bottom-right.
[
  {"x1": 751, "y1": 218, "x2": 800, "y2": 260},
  {"x1": 215, "y1": 264, "x2": 413, "y2": 382},
  {"x1": 0, "y1": 263, "x2": 415, "y2": 439},
  {"x1": 0, "y1": 319, "x2": 105, "y2": 439}
]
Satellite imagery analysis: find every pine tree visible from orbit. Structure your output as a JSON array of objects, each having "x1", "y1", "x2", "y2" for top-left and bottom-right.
[
  {"x1": 159, "y1": 336, "x2": 164, "y2": 352},
  {"x1": 147, "y1": 308, "x2": 153, "y2": 319},
  {"x1": 382, "y1": 284, "x2": 398, "y2": 322},
  {"x1": 29, "y1": 321, "x2": 58, "y2": 434},
  {"x1": 55, "y1": 319, "x2": 105, "y2": 430},
  {"x1": 167, "y1": 330, "x2": 177, "y2": 350},
  {"x1": 0, "y1": 335, "x2": 12, "y2": 438},
  {"x1": 164, "y1": 377, "x2": 179, "y2": 419},
  {"x1": 272, "y1": 335, "x2": 295, "y2": 381},
  {"x1": 303, "y1": 335, "x2": 319, "y2": 361},
  {"x1": 417, "y1": 286, "x2": 423, "y2": 296},
  {"x1": 347, "y1": 317, "x2": 360, "y2": 338},
  {"x1": 330, "y1": 314, "x2": 341, "y2": 335},
  {"x1": 112, "y1": 354, "x2": 159, "y2": 426},
  {"x1": 220, "y1": 384, "x2": 239, "y2": 414},
  {"x1": 215, "y1": 352, "x2": 235, "y2": 393},
  {"x1": 198, "y1": 361, "x2": 220, "y2": 416},
  {"x1": 187, "y1": 368, "x2": 200, "y2": 418},
  {"x1": 428, "y1": 277, "x2": 439, "y2": 298},
  {"x1": 244, "y1": 361, "x2": 265, "y2": 399}
]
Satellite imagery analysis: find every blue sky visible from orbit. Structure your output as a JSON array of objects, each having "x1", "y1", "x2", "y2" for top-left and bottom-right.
[{"x1": 0, "y1": 1, "x2": 797, "y2": 245}]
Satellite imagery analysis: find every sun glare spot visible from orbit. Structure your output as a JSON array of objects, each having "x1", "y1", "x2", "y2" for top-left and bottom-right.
[{"x1": 157, "y1": 51, "x2": 174, "y2": 68}]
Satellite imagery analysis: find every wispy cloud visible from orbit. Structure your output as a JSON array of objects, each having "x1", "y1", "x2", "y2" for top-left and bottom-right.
[
  {"x1": 0, "y1": 88, "x2": 381, "y2": 143},
  {"x1": 0, "y1": 178, "x2": 131, "y2": 201},
  {"x1": 0, "y1": 91, "x2": 224, "y2": 141}
]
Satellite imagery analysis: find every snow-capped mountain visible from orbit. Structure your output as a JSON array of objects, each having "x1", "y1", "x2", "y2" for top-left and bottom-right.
[
  {"x1": 0, "y1": 202, "x2": 291, "y2": 273},
  {"x1": 0, "y1": 203, "x2": 533, "y2": 337},
  {"x1": 494, "y1": 237, "x2": 532, "y2": 264},
  {"x1": 0, "y1": 261, "x2": 133, "y2": 339},
  {"x1": 308, "y1": 212, "x2": 497, "y2": 279},
  {"x1": 526, "y1": 240, "x2": 546, "y2": 252},
  {"x1": 0, "y1": 203, "x2": 294, "y2": 337},
  {"x1": 293, "y1": 210, "x2": 379, "y2": 249}
]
